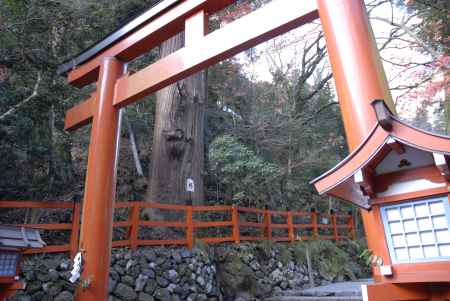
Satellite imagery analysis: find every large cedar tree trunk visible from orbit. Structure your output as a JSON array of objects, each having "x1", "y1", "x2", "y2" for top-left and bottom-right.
[{"x1": 146, "y1": 32, "x2": 206, "y2": 205}]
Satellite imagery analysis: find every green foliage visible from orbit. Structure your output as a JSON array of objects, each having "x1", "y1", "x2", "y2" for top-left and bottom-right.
[
  {"x1": 205, "y1": 53, "x2": 347, "y2": 210},
  {"x1": 0, "y1": 0, "x2": 159, "y2": 199},
  {"x1": 3, "y1": 0, "x2": 27, "y2": 16},
  {"x1": 359, "y1": 247, "x2": 383, "y2": 267},
  {"x1": 208, "y1": 134, "x2": 280, "y2": 204},
  {"x1": 291, "y1": 240, "x2": 370, "y2": 281},
  {"x1": 277, "y1": 244, "x2": 293, "y2": 266}
]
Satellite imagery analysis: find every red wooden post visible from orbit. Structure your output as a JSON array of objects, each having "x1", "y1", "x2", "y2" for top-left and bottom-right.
[
  {"x1": 231, "y1": 205, "x2": 240, "y2": 244},
  {"x1": 287, "y1": 211, "x2": 294, "y2": 243},
  {"x1": 311, "y1": 209, "x2": 319, "y2": 240},
  {"x1": 331, "y1": 210, "x2": 339, "y2": 241},
  {"x1": 70, "y1": 202, "x2": 81, "y2": 258},
  {"x1": 263, "y1": 207, "x2": 272, "y2": 240},
  {"x1": 75, "y1": 58, "x2": 124, "y2": 301},
  {"x1": 317, "y1": 0, "x2": 396, "y2": 270},
  {"x1": 186, "y1": 206, "x2": 194, "y2": 249},
  {"x1": 129, "y1": 203, "x2": 140, "y2": 250}
]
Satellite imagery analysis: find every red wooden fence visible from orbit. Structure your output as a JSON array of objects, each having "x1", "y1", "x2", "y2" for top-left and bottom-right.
[
  {"x1": 0, "y1": 201, "x2": 81, "y2": 257},
  {"x1": 0, "y1": 201, "x2": 356, "y2": 257}
]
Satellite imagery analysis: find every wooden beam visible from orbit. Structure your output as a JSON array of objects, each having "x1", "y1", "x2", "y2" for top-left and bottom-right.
[
  {"x1": 64, "y1": 94, "x2": 94, "y2": 131},
  {"x1": 57, "y1": 0, "x2": 181, "y2": 75},
  {"x1": 113, "y1": 0, "x2": 318, "y2": 108},
  {"x1": 362, "y1": 283, "x2": 430, "y2": 301},
  {"x1": 371, "y1": 99, "x2": 393, "y2": 132},
  {"x1": 386, "y1": 137, "x2": 405, "y2": 154},
  {"x1": 433, "y1": 153, "x2": 450, "y2": 181},
  {"x1": 185, "y1": 10, "x2": 208, "y2": 46},
  {"x1": 0, "y1": 201, "x2": 74, "y2": 209},
  {"x1": 354, "y1": 168, "x2": 375, "y2": 198},
  {"x1": 66, "y1": 1, "x2": 318, "y2": 128},
  {"x1": 67, "y1": 0, "x2": 235, "y2": 87}
]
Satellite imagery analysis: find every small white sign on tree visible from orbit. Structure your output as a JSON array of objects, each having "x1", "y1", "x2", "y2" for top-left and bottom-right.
[{"x1": 186, "y1": 178, "x2": 195, "y2": 192}]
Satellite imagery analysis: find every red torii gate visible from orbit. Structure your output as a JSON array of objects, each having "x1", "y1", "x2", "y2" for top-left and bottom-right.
[{"x1": 58, "y1": 0, "x2": 448, "y2": 300}]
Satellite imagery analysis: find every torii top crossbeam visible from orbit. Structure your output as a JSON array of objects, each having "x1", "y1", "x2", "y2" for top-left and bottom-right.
[
  {"x1": 58, "y1": 0, "x2": 449, "y2": 300},
  {"x1": 62, "y1": 0, "x2": 318, "y2": 130}
]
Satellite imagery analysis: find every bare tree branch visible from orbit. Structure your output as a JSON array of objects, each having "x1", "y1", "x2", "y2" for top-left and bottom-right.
[
  {"x1": 372, "y1": 16, "x2": 441, "y2": 59},
  {"x1": 0, "y1": 72, "x2": 42, "y2": 121},
  {"x1": 300, "y1": 100, "x2": 339, "y2": 125},
  {"x1": 300, "y1": 73, "x2": 333, "y2": 102}
]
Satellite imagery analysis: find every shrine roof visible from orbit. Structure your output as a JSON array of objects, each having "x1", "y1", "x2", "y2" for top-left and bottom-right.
[{"x1": 310, "y1": 103, "x2": 450, "y2": 209}]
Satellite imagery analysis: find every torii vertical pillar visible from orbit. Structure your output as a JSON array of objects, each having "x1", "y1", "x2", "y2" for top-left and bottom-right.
[
  {"x1": 317, "y1": 0, "x2": 399, "y2": 300},
  {"x1": 317, "y1": 0, "x2": 394, "y2": 263},
  {"x1": 75, "y1": 57, "x2": 124, "y2": 301},
  {"x1": 317, "y1": 1, "x2": 449, "y2": 300}
]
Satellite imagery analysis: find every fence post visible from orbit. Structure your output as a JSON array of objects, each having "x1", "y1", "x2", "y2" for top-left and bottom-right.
[
  {"x1": 331, "y1": 209, "x2": 339, "y2": 241},
  {"x1": 263, "y1": 206, "x2": 272, "y2": 240},
  {"x1": 186, "y1": 206, "x2": 194, "y2": 249},
  {"x1": 130, "y1": 202, "x2": 140, "y2": 250},
  {"x1": 311, "y1": 208, "x2": 319, "y2": 240},
  {"x1": 70, "y1": 201, "x2": 81, "y2": 258},
  {"x1": 231, "y1": 205, "x2": 240, "y2": 244},
  {"x1": 287, "y1": 211, "x2": 294, "y2": 243},
  {"x1": 348, "y1": 210, "x2": 356, "y2": 240}
]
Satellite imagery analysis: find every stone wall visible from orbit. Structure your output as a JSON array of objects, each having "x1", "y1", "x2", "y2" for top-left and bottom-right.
[{"x1": 9, "y1": 241, "x2": 368, "y2": 301}]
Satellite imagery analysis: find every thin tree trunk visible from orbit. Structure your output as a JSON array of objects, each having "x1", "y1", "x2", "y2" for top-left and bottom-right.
[
  {"x1": 306, "y1": 247, "x2": 314, "y2": 288},
  {"x1": 48, "y1": 104, "x2": 55, "y2": 191},
  {"x1": 124, "y1": 112, "x2": 144, "y2": 177},
  {"x1": 146, "y1": 32, "x2": 206, "y2": 206}
]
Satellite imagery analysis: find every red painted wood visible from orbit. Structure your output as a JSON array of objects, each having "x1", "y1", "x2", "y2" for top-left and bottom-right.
[
  {"x1": 200, "y1": 237, "x2": 233, "y2": 244},
  {"x1": 67, "y1": 0, "x2": 235, "y2": 87},
  {"x1": 311, "y1": 212, "x2": 319, "y2": 240},
  {"x1": 22, "y1": 245, "x2": 71, "y2": 254},
  {"x1": 70, "y1": 202, "x2": 81, "y2": 258},
  {"x1": 263, "y1": 209, "x2": 272, "y2": 240},
  {"x1": 112, "y1": 240, "x2": 131, "y2": 248},
  {"x1": 193, "y1": 221, "x2": 233, "y2": 228},
  {"x1": 113, "y1": 221, "x2": 133, "y2": 227},
  {"x1": 0, "y1": 201, "x2": 73, "y2": 209},
  {"x1": 287, "y1": 212, "x2": 294, "y2": 243},
  {"x1": 76, "y1": 58, "x2": 125, "y2": 301},
  {"x1": 231, "y1": 205, "x2": 240, "y2": 244},
  {"x1": 239, "y1": 222, "x2": 265, "y2": 228},
  {"x1": 139, "y1": 221, "x2": 187, "y2": 228},
  {"x1": 4, "y1": 223, "x2": 72, "y2": 230},
  {"x1": 0, "y1": 201, "x2": 353, "y2": 256},
  {"x1": 186, "y1": 207, "x2": 194, "y2": 249},
  {"x1": 138, "y1": 239, "x2": 187, "y2": 246},
  {"x1": 129, "y1": 203, "x2": 141, "y2": 250},
  {"x1": 112, "y1": 1, "x2": 318, "y2": 108}
]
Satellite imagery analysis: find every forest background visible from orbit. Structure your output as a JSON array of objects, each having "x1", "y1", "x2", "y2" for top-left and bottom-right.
[{"x1": 0, "y1": 0, "x2": 448, "y2": 227}]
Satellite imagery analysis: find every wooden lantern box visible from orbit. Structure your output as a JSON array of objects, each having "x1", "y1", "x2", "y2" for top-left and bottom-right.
[
  {"x1": 0, "y1": 226, "x2": 46, "y2": 300},
  {"x1": 311, "y1": 100, "x2": 450, "y2": 294}
]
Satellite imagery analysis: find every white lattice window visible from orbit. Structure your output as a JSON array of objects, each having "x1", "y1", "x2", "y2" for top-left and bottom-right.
[{"x1": 381, "y1": 196, "x2": 450, "y2": 263}]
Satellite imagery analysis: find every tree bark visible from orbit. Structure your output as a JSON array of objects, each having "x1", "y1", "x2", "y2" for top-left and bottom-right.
[{"x1": 146, "y1": 32, "x2": 206, "y2": 205}]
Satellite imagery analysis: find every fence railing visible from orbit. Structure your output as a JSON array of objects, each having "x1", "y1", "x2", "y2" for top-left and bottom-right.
[
  {"x1": 0, "y1": 201, "x2": 355, "y2": 257},
  {"x1": 0, "y1": 201, "x2": 81, "y2": 257}
]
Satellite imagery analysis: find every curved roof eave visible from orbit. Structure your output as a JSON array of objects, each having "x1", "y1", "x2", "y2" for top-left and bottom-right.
[{"x1": 310, "y1": 118, "x2": 450, "y2": 206}]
